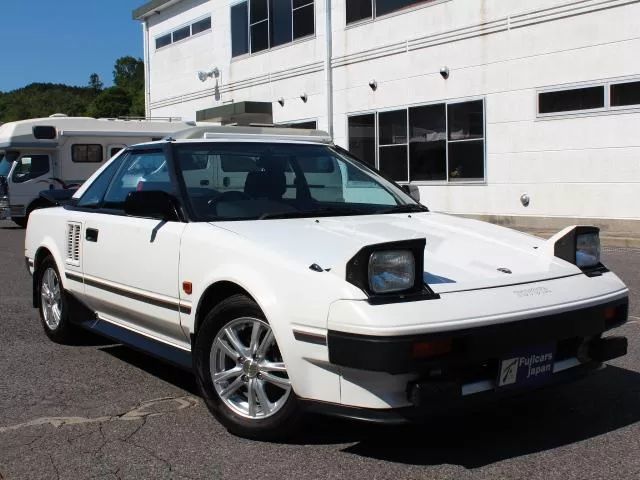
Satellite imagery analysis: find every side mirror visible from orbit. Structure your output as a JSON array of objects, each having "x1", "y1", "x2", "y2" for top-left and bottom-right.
[
  {"x1": 124, "y1": 190, "x2": 181, "y2": 222},
  {"x1": 401, "y1": 184, "x2": 420, "y2": 202}
]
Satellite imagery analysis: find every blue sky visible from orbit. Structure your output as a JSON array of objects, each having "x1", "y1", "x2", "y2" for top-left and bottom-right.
[{"x1": 0, "y1": 0, "x2": 144, "y2": 92}]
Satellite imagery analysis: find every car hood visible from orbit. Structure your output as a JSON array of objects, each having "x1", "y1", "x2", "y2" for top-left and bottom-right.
[{"x1": 211, "y1": 212, "x2": 580, "y2": 294}]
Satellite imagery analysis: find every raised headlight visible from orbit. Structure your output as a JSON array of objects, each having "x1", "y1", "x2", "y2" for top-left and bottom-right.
[
  {"x1": 553, "y1": 226, "x2": 604, "y2": 274},
  {"x1": 576, "y1": 231, "x2": 601, "y2": 268},
  {"x1": 369, "y1": 250, "x2": 415, "y2": 293}
]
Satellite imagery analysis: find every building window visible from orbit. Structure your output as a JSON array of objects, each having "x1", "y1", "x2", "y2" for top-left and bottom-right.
[
  {"x1": 378, "y1": 109, "x2": 408, "y2": 182},
  {"x1": 611, "y1": 80, "x2": 640, "y2": 107},
  {"x1": 538, "y1": 78, "x2": 640, "y2": 116},
  {"x1": 154, "y1": 16, "x2": 212, "y2": 50},
  {"x1": 347, "y1": 99, "x2": 485, "y2": 183},
  {"x1": 348, "y1": 114, "x2": 376, "y2": 168},
  {"x1": 284, "y1": 120, "x2": 317, "y2": 129},
  {"x1": 231, "y1": 0, "x2": 315, "y2": 58},
  {"x1": 72, "y1": 144, "x2": 103, "y2": 163},
  {"x1": 538, "y1": 86, "x2": 605, "y2": 114},
  {"x1": 192, "y1": 17, "x2": 212, "y2": 35},
  {"x1": 346, "y1": 0, "x2": 432, "y2": 24},
  {"x1": 155, "y1": 34, "x2": 172, "y2": 49},
  {"x1": 231, "y1": 3, "x2": 249, "y2": 56}
]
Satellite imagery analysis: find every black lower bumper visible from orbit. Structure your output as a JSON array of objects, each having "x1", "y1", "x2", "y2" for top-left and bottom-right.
[{"x1": 301, "y1": 355, "x2": 620, "y2": 424}]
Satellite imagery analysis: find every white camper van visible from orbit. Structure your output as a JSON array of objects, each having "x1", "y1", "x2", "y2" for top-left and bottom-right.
[{"x1": 0, "y1": 115, "x2": 193, "y2": 226}]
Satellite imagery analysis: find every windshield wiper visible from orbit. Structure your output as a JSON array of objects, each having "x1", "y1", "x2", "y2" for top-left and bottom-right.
[
  {"x1": 375, "y1": 204, "x2": 429, "y2": 214},
  {"x1": 259, "y1": 206, "x2": 362, "y2": 220}
]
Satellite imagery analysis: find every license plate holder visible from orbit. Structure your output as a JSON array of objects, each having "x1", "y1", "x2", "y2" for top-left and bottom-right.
[{"x1": 497, "y1": 345, "x2": 556, "y2": 389}]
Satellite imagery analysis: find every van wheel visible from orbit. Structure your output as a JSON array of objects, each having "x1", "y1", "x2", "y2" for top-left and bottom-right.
[
  {"x1": 193, "y1": 294, "x2": 302, "y2": 440},
  {"x1": 12, "y1": 217, "x2": 26, "y2": 228}
]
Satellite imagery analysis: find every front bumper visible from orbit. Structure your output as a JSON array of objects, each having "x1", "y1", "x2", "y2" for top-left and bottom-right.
[
  {"x1": 328, "y1": 297, "x2": 628, "y2": 374},
  {"x1": 301, "y1": 353, "x2": 620, "y2": 424},
  {"x1": 320, "y1": 297, "x2": 628, "y2": 417}
]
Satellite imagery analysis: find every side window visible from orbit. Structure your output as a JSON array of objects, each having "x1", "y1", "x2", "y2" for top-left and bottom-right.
[
  {"x1": 102, "y1": 151, "x2": 170, "y2": 210},
  {"x1": 76, "y1": 154, "x2": 127, "y2": 208},
  {"x1": 72, "y1": 144, "x2": 103, "y2": 163},
  {"x1": 12, "y1": 154, "x2": 50, "y2": 183}
]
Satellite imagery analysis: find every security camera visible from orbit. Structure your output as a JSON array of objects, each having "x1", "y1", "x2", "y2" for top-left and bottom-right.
[
  {"x1": 369, "y1": 79, "x2": 378, "y2": 91},
  {"x1": 197, "y1": 71, "x2": 208, "y2": 82},
  {"x1": 439, "y1": 66, "x2": 450, "y2": 79}
]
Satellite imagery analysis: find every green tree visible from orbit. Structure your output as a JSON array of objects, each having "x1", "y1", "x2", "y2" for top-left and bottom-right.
[
  {"x1": 88, "y1": 73, "x2": 104, "y2": 92},
  {"x1": 85, "y1": 87, "x2": 132, "y2": 118},
  {"x1": 113, "y1": 56, "x2": 145, "y2": 117},
  {"x1": 114, "y1": 56, "x2": 144, "y2": 92}
]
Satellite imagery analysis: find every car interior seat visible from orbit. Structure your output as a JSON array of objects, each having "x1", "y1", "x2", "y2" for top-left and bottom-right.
[{"x1": 243, "y1": 158, "x2": 287, "y2": 200}]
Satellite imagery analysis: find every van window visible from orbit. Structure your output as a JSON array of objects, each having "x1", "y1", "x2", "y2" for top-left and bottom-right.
[
  {"x1": 221, "y1": 155, "x2": 257, "y2": 172},
  {"x1": 110, "y1": 147, "x2": 124, "y2": 157},
  {"x1": 72, "y1": 144, "x2": 103, "y2": 163},
  {"x1": 12, "y1": 154, "x2": 50, "y2": 183}
]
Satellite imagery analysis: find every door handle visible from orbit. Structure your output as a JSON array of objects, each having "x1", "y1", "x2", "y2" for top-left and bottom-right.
[{"x1": 86, "y1": 228, "x2": 99, "y2": 242}]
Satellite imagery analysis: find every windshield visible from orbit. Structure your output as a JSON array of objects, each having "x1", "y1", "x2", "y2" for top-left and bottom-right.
[
  {"x1": 168, "y1": 142, "x2": 425, "y2": 221},
  {"x1": 0, "y1": 153, "x2": 12, "y2": 177}
]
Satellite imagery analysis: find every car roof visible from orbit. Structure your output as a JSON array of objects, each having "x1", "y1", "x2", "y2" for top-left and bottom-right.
[{"x1": 128, "y1": 125, "x2": 333, "y2": 149}]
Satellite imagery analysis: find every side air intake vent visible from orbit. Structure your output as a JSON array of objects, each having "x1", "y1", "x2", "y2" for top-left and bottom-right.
[{"x1": 66, "y1": 222, "x2": 82, "y2": 266}]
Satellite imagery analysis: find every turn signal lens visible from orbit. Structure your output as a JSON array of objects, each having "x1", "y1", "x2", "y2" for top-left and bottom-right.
[
  {"x1": 412, "y1": 338, "x2": 452, "y2": 358},
  {"x1": 604, "y1": 307, "x2": 617, "y2": 322}
]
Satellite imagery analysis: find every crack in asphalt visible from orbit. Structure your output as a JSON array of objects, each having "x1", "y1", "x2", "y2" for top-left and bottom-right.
[
  {"x1": 0, "y1": 395, "x2": 199, "y2": 434},
  {"x1": 47, "y1": 452, "x2": 61, "y2": 480}
]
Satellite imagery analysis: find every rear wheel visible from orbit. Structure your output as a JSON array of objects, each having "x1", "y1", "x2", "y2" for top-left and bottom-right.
[{"x1": 193, "y1": 294, "x2": 302, "y2": 440}]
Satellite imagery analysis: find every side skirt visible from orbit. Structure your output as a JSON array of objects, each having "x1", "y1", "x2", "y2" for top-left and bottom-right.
[{"x1": 66, "y1": 291, "x2": 193, "y2": 371}]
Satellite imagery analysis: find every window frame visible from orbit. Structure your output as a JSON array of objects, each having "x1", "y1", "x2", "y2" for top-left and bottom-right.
[
  {"x1": 101, "y1": 149, "x2": 173, "y2": 212},
  {"x1": 71, "y1": 144, "x2": 104, "y2": 164},
  {"x1": 279, "y1": 119, "x2": 318, "y2": 129},
  {"x1": 11, "y1": 154, "x2": 51, "y2": 183},
  {"x1": 231, "y1": 0, "x2": 316, "y2": 59},
  {"x1": 346, "y1": 96, "x2": 486, "y2": 185},
  {"x1": 537, "y1": 76, "x2": 640, "y2": 119},
  {"x1": 345, "y1": 0, "x2": 449, "y2": 27},
  {"x1": 75, "y1": 153, "x2": 129, "y2": 210},
  {"x1": 154, "y1": 15, "x2": 212, "y2": 51}
]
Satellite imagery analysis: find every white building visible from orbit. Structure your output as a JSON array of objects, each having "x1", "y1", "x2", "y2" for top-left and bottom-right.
[{"x1": 133, "y1": 0, "x2": 640, "y2": 234}]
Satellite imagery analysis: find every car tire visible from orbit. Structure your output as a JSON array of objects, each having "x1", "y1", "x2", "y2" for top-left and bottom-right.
[
  {"x1": 193, "y1": 294, "x2": 302, "y2": 440},
  {"x1": 12, "y1": 217, "x2": 26, "y2": 228},
  {"x1": 37, "y1": 256, "x2": 77, "y2": 344}
]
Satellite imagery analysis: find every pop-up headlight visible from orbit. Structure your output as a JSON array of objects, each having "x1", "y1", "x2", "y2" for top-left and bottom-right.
[
  {"x1": 576, "y1": 231, "x2": 601, "y2": 268},
  {"x1": 369, "y1": 250, "x2": 415, "y2": 293},
  {"x1": 346, "y1": 239, "x2": 439, "y2": 303},
  {"x1": 554, "y1": 226, "x2": 604, "y2": 275}
]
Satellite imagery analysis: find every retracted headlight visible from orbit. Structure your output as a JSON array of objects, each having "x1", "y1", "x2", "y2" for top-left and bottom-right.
[
  {"x1": 346, "y1": 239, "x2": 439, "y2": 304},
  {"x1": 553, "y1": 226, "x2": 605, "y2": 275},
  {"x1": 369, "y1": 250, "x2": 415, "y2": 293}
]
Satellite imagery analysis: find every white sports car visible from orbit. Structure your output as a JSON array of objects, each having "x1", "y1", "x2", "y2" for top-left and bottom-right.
[{"x1": 25, "y1": 126, "x2": 629, "y2": 440}]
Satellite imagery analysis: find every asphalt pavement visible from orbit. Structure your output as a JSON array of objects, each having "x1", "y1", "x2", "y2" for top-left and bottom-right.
[{"x1": 1, "y1": 219, "x2": 639, "y2": 480}]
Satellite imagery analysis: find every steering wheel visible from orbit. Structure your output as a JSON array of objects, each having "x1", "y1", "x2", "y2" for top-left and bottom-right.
[{"x1": 207, "y1": 190, "x2": 252, "y2": 209}]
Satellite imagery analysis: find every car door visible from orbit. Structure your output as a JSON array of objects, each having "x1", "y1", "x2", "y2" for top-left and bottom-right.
[{"x1": 79, "y1": 149, "x2": 189, "y2": 349}]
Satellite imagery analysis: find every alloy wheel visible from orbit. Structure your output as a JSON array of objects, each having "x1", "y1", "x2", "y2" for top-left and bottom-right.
[
  {"x1": 210, "y1": 317, "x2": 291, "y2": 419},
  {"x1": 41, "y1": 267, "x2": 62, "y2": 330}
]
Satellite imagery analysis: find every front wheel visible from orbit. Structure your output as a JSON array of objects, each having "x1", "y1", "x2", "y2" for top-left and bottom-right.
[
  {"x1": 37, "y1": 256, "x2": 77, "y2": 344},
  {"x1": 193, "y1": 294, "x2": 302, "y2": 440}
]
